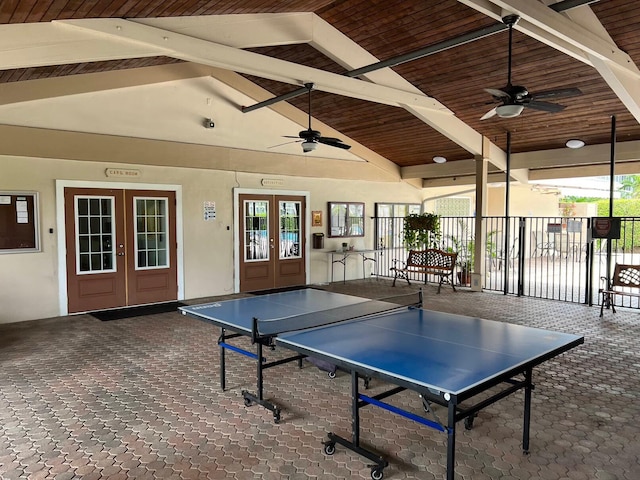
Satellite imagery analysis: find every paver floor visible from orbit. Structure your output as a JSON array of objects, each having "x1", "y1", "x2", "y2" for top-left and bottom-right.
[{"x1": 1, "y1": 280, "x2": 638, "y2": 479}]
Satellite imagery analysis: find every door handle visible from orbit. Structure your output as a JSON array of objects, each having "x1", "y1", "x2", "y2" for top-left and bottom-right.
[{"x1": 117, "y1": 252, "x2": 125, "y2": 256}]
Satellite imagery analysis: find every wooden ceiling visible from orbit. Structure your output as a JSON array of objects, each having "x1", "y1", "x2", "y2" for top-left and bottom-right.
[{"x1": 1, "y1": 0, "x2": 639, "y2": 184}]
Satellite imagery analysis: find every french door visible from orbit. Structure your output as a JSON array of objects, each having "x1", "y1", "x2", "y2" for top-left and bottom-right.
[
  {"x1": 238, "y1": 194, "x2": 306, "y2": 292},
  {"x1": 64, "y1": 187, "x2": 177, "y2": 313}
]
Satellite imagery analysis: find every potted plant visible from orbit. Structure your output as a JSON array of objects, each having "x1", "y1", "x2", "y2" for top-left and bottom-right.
[
  {"x1": 457, "y1": 238, "x2": 474, "y2": 286},
  {"x1": 444, "y1": 219, "x2": 474, "y2": 286},
  {"x1": 402, "y1": 213, "x2": 440, "y2": 250}
]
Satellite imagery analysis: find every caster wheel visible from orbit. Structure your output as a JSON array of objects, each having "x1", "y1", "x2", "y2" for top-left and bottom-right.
[
  {"x1": 464, "y1": 414, "x2": 476, "y2": 430},
  {"x1": 323, "y1": 443, "x2": 336, "y2": 455},
  {"x1": 371, "y1": 467, "x2": 384, "y2": 480},
  {"x1": 244, "y1": 397, "x2": 252, "y2": 407},
  {"x1": 328, "y1": 371, "x2": 336, "y2": 379}
]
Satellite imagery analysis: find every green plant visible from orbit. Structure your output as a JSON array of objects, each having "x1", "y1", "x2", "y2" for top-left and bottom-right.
[
  {"x1": 445, "y1": 219, "x2": 475, "y2": 273},
  {"x1": 402, "y1": 213, "x2": 440, "y2": 250}
]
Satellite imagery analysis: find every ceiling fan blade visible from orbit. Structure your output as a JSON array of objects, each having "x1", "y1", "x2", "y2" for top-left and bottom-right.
[
  {"x1": 525, "y1": 101, "x2": 566, "y2": 113},
  {"x1": 269, "y1": 140, "x2": 301, "y2": 149},
  {"x1": 318, "y1": 137, "x2": 351, "y2": 150},
  {"x1": 480, "y1": 107, "x2": 498, "y2": 120},
  {"x1": 283, "y1": 135, "x2": 301, "y2": 139},
  {"x1": 485, "y1": 88, "x2": 510, "y2": 99},
  {"x1": 532, "y1": 87, "x2": 582, "y2": 100}
]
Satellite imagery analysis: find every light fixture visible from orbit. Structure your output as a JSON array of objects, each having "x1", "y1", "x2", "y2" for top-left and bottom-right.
[
  {"x1": 565, "y1": 139, "x2": 585, "y2": 149},
  {"x1": 301, "y1": 140, "x2": 318, "y2": 153},
  {"x1": 203, "y1": 118, "x2": 215, "y2": 129},
  {"x1": 432, "y1": 156, "x2": 447, "y2": 164},
  {"x1": 496, "y1": 104, "x2": 524, "y2": 118}
]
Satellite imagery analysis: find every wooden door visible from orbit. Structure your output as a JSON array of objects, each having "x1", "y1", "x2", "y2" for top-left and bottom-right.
[
  {"x1": 65, "y1": 187, "x2": 177, "y2": 313},
  {"x1": 239, "y1": 194, "x2": 306, "y2": 292},
  {"x1": 125, "y1": 190, "x2": 178, "y2": 305}
]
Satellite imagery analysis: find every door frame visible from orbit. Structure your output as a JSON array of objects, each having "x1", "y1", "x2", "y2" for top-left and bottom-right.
[
  {"x1": 233, "y1": 188, "x2": 310, "y2": 292},
  {"x1": 56, "y1": 180, "x2": 184, "y2": 316}
]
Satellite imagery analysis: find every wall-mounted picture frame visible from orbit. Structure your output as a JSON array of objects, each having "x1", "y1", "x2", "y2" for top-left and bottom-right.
[
  {"x1": 328, "y1": 202, "x2": 364, "y2": 238},
  {"x1": 312, "y1": 210, "x2": 322, "y2": 227}
]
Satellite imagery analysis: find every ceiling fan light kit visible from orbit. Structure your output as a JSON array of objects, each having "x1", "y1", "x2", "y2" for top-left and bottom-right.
[
  {"x1": 302, "y1": 140, "x2": 318, "y2": 152},
  {"x1": 496, "y1": 104, "x2": 524, "y2": 118}
]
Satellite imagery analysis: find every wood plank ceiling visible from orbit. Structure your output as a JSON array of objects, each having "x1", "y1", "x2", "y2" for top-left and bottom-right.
[{"x1": 1, "y1": 0, "x2": 639, "y2": 182}]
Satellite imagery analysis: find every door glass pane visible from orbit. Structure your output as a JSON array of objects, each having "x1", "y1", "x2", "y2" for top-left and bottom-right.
[
  {"x1": 244, "y1": 200, "x2": 269, "y2": 261},
  {"x1": 75, "y1": 196, "x2": 116, "y2": 274},
  {"x1": 134, "y1": 197, "x2": 169, "y2": 270},
  {"x1": 279, "y1": 201, "x2": 301, "y2": 259}
]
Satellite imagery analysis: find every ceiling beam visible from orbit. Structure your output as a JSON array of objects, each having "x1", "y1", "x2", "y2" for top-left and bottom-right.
[
  {"x1": 0, "y1": 23, "x2": 157, "y2": 69},
  {"x1": 459, "y1": 0, "x2": 640, "y2": 124},
  {"x1": 134, "y1": 13, "x2": 314, "y2": 48},
  {"x1": 404, "y1": 141, "x2": 640, "y2": 181},
  {"x1": 56, "y1": 18, "x2": 447, "y2": 112},
  {"x1": 243, "y1": 21, "x2": 507, "y2": 113},
  {"x1": 308, "y1": 16, "x2": 530, "y2": 184},
  {"x1": 0, "y1": 63, "x2": 215, "y2": 106}
]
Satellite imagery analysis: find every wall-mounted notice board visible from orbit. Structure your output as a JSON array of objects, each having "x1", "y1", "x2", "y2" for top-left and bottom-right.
[{"x1": 0, "y1": 192, "x2": 39, "y2": 252}]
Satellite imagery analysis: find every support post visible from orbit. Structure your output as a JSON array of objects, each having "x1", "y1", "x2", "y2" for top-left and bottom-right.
[{"x1": 472, "y1": 136, "x2": 489, "y2": 291}]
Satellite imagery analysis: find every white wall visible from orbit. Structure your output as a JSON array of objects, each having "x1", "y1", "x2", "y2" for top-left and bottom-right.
[{"x1": 0, "y1": 154, "x2": 422, "y2": 323}]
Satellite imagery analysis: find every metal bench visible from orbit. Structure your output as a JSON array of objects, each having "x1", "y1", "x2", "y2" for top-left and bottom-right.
[
  {"x1": 599, "y1": 263, "x2": 640, "y2": 317},
  {"x1": 390, "y1": 249, "x2": 457, "y2": 293}
]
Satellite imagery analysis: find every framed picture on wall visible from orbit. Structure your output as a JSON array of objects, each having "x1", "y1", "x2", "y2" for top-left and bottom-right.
[{"x1": 312, "y1": 210, "x2": 322, "y2": 227}]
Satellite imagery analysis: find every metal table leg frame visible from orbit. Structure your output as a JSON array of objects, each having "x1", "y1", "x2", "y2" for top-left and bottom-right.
[
  {"x1": 522, "y1": 368, "x2": 534, "y2": 454},
  {"x1": 323, "y1": 371, "x2": 388, "y2": 480},
  {"x1": 218, "y1": 329, "x2": 244, "y2": 391},
  {"x1": 241, "y1": 341, "x2": 284, "y2": 423}
]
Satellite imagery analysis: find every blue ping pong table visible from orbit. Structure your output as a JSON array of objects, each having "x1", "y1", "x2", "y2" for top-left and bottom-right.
[
  {"x1": 181, "y1": 289, "x2": 584, "y2": 480},
  {"x1": 179, "y1": 289, "x2": 389, "y2": 423}
]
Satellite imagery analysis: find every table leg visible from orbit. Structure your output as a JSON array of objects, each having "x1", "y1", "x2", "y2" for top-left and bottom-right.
[
  {"x1": 522, "y1": 368, "x2": 533, "y2": 454},
  {"x1": 219, "y1": 328, "x2": 226, "y2": 391},
  {"x1": 446, "y1": 401, "x2": 456, "y2": 480}
]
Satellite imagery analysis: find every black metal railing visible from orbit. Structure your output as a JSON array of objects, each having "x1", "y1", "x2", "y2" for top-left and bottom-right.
[{"x1": 373, "y1": 215, "x2": 640, "y2": 312}]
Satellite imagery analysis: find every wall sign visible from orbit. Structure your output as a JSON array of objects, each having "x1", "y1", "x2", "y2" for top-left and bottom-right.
[
  {"x1": 105, "y1": 168, "x2": 141, "y2": 178},
  {"x1": 204, "y1": 201, "x2": 216, "y2": 221}
]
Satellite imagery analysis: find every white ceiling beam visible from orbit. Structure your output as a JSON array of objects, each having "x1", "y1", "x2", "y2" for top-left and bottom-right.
[
  {"x1": 403, "y1": 141, "x2": 640, "y2": 179},
  {"x1": 458, "y1": 0, "x2": 638, "y2": 72},
  {"x1": 134, "y1": 13, "x2": 314, "y2": 48},
  {"x1": 459, "y1": 0, "x2": 640, "y2": 124},
  {"x1": 0, "y1": 23, "x2": 158, "y2": 69},
  {"x1": 0, "y1": 62, "x2": 216, "y2": 105},
  {"x1": 56, "y1": 18, "x2": 447, "y2": 112},
  {"x1": 308, "y1": 15, "x2": 530, "y2": 184},
  {"x1": 481, "y1": 0, "x2": 639, "y2": 72}
]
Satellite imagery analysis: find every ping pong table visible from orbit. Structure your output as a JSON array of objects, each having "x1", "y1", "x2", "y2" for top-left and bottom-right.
[{"x1": 180, "y1": 289, "x2": 584, "y2": 480}]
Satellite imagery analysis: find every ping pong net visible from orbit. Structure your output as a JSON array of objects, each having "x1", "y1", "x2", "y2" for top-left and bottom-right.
[{"x1": 253, "y1": 290, "x2": 423, "y2": 339}]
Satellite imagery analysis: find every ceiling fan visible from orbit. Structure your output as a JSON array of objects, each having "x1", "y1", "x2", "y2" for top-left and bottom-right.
[
  {"x1": 480, "y1": 14, "x2": 582, "y2": 120},
  {"x1": 280, "y1": 83, "x2": 351, "y2": 153}
]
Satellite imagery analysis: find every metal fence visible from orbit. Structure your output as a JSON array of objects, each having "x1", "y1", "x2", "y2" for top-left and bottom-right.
[{"x1": 374, "y1": 215, "x2": 640, "y2": 312}]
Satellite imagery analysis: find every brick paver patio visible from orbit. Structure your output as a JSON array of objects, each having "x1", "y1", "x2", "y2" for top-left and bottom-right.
[{"x1": 1, "y1": 280, "x2": 638, "y2": 479}]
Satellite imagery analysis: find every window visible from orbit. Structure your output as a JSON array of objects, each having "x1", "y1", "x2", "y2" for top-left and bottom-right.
[
  {"x1": 328, "y1": 202, "x2": 364, "y2": 238},
  {"x1": 135, "y1": 197, "x2": 169, "y2": 269},
  {"x1": 374, "y1": 203, "x2": 421, "y2": 249},
  {"x1": 434, "y1": 197, "x2": 471, "y2": 217},
  {"x1": 75, "y1": 196, "x2": 115, "y2": 273},
  {"x1": 0, "y1": 192, "x2": 40, "y2": 253}
]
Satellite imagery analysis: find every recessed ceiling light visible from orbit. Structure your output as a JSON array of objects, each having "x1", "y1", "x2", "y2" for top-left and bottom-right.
[
  {"x1": 566, "y1": 139, "x2": 585, "y2": 149},
  {"x1": 433, "y1": 156, "x2": 447, "y2": 164}
]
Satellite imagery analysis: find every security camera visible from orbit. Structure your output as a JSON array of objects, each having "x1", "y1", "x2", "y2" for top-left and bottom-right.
[{"x1": 203, "y1": 118, "x2": 215, "y2": 129}]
